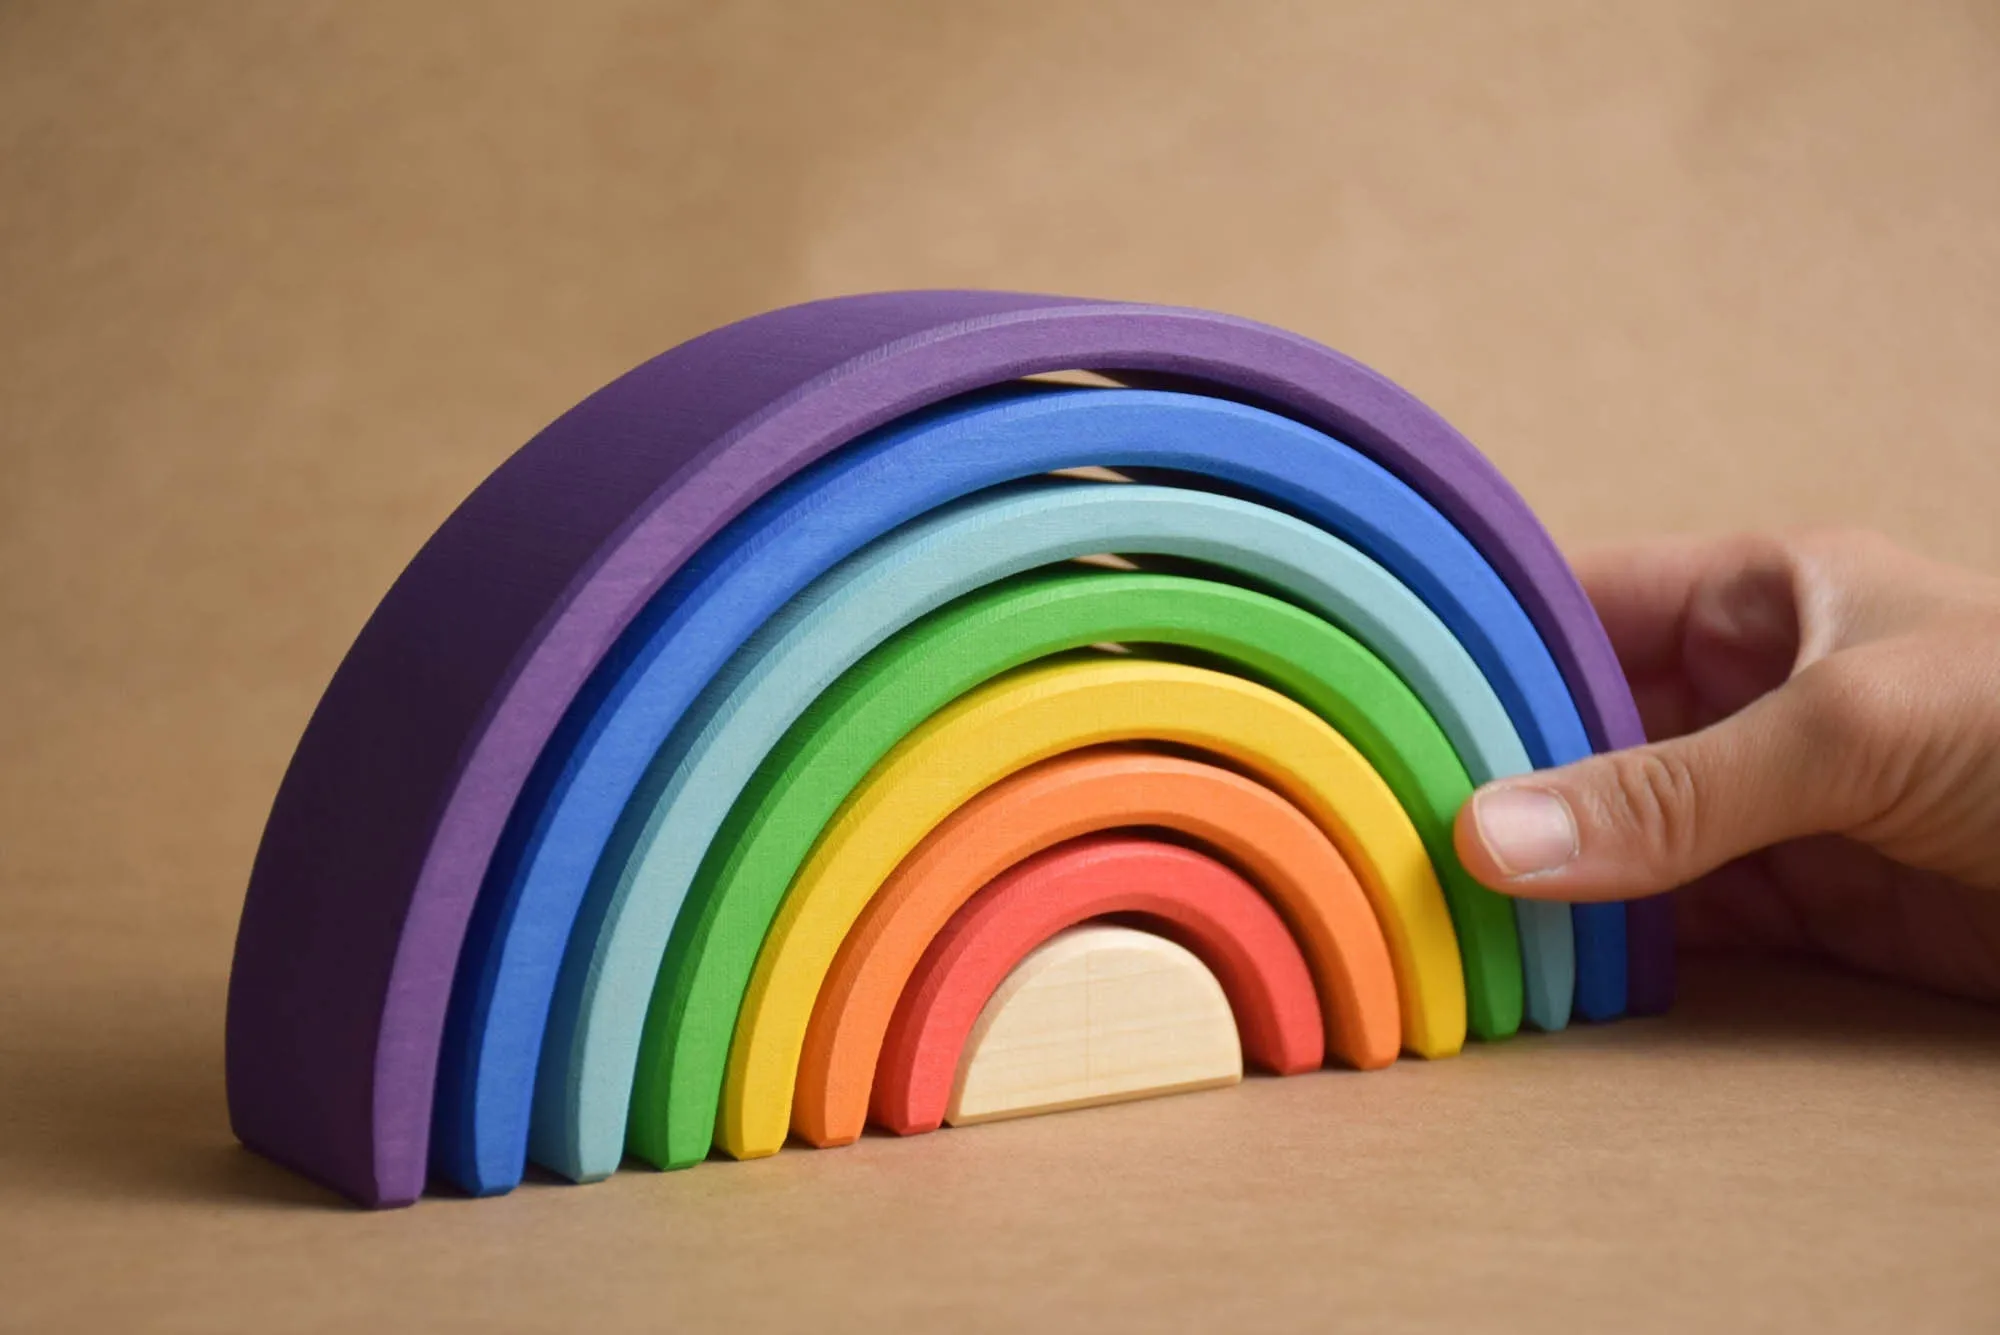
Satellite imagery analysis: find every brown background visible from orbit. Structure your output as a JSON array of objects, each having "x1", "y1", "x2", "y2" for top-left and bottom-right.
[{"x1": 2, "y1": 2, "x2": 1997, "y2": 1331}]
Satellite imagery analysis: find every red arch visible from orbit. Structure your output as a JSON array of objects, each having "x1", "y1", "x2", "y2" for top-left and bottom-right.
[
  {"x1": 874, "y1": 834, "x2": 1324, "y2": 1137},
  {"x1": 796, "y1": 747, "x2": 1398, "y2": 1148}
]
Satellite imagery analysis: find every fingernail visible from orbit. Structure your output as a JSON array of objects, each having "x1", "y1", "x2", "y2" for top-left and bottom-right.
[{"x1": 1471, "y1": 787, "x2": 1579, "y2": 878}]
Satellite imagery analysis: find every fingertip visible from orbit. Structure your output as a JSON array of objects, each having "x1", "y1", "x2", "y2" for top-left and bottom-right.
[{"x1": 1456, "y1": 784, "x2": 1581, "y2": 896}]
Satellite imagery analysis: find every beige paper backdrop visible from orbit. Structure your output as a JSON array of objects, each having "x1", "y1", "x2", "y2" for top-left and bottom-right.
[{"x1": 2, "y1": 3, "x2": 1996, "y2": 1331}]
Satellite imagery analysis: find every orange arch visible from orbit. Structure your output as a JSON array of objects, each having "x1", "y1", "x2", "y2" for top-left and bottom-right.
[
  {"x1": 874, "y1": 834, "x2": 1323, "y2": 1136},
  {"x1": 794, "y1": 746, "x2": 1399, "y2": 1147}
]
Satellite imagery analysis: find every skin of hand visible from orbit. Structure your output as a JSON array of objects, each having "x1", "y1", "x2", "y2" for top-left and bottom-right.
[{"x1": 1452, "y1": 529, "x2": 2000, "y2": 1005}]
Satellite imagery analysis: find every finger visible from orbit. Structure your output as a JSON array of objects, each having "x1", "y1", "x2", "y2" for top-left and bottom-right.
[
  {"x1": 1679, "y1": 547, "x2": 1803, "y2": 718},
  {"x1": 1624, "y1": 673, "x2": 1702, "y2": 743},
  {"x1": 1671, "y1": 854, "x2": 1799, "y2": 953},
  {"x1": 1577, "y1": 534, "x2": 1805, "y2": 723},
  {"x1": 1573, "y1": 534, "x2": 1798, "y2": 674},
  {"x1": 1777, "y1": 528, "x2": 1991, "y2": 651},
  {"x1": 1758, "y1": 838, "x2": 2000, "y2": 1005},
  {"x1": 1569, "y1": 538, "x2": 1718, "y2": 679},
  {"x1": 1452, "y1": 666, "x2": 1880, "y2": 901}
]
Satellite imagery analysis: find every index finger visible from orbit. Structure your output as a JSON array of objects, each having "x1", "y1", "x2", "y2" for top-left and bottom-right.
[{"x1": 1569, "y1": 533, "x2": 1788, "y2": 679}]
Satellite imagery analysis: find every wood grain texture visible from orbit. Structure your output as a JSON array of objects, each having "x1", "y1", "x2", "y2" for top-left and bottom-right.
[
  {"x1": 796, "y1": 748, "x2": 1377, "y2": 1148},
  {"x1": 944, "y1": 925, "x2": 1244, "y2": 1129},
  {"x1": 872, "y1": 836, "x2": 1313, "y2": 1136}
]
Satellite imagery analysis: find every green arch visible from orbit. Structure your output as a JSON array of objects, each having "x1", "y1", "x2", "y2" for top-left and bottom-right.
[{"x1": 631, "y1": 568, "x2": 1519, "y2": 1169}]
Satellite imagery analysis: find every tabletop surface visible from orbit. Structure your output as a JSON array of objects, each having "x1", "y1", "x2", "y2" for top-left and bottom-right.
[{"x1": 5, "y1": 941, "x2": 1997, "y2": 1332}]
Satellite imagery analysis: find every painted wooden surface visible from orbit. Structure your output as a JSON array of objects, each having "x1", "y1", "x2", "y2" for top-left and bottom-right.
[
  {"x1": 472, "y1": 394, "x2": 1613, "y2": 1191},
  {"x1": 709, "y1": 655, "x2": 1447, "y2": 1168},
  {"x1": 611, "y1": 567, "x2": 1486, "y2": 1173},
  {"x1": 946, "y1": 925, "x2": 1243, "y2": 1128},
  {"x1": 870, "y1": 834, "x2": 1316, "y2": 1137},
  {"x1": 216, "y1": 291, "x2": 1644, "y2": 1205},
  {"x1": 554, "y1": 486, "x2": 1550, "y2": 1182},
  {"x1": 796, "y1": 748, "x2": 1373, "y2": 1148}
]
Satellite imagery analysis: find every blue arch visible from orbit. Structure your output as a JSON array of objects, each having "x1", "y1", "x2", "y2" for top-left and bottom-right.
[{"x1": 436, "y1": 387, "x2": 1623, "y2": 1194}]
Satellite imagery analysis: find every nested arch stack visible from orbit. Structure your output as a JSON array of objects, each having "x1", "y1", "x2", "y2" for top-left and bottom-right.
[{"x1": 226, "y1": 291, "x2": 1667, "y2": 1209}]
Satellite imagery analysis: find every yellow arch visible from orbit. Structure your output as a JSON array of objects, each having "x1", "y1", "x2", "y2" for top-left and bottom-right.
[{"x1": 718, "y1": 656, "x2": 1467, "y2": 1160}]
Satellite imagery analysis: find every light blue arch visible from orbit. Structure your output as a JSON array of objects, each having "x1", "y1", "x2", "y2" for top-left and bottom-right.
[
  {"x1": 437, "y1": 387, "x2": 1619, "y2": 1196},
  {"x1": 544, "y1": 481, "x2": 1568, "y2": 1182}
]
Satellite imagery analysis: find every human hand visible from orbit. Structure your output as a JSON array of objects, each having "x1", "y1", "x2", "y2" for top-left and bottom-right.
[{"x1": 1452, "y1": 529, "x2": 2000, "y2": 1005}]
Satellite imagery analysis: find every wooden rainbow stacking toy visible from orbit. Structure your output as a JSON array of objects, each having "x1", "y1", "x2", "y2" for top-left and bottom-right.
[{"x1": 226, "y1": 291, "x2": 1667, "y2": 1208}]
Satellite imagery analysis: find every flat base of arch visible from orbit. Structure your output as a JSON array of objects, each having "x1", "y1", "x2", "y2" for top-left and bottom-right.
[{"x1": 945, "y1": 1075, "x2": 1244, "y2": 1129}]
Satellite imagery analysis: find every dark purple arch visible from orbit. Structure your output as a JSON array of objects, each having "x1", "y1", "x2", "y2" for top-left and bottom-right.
[{"x1": 226, "y1": 291, "x2": 1661, "y2": 1207}]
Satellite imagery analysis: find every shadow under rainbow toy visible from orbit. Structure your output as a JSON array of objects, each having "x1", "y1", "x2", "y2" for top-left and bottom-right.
[{"x1": 225, "y1": 291, "x2": 1665, "y2": 1208}]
